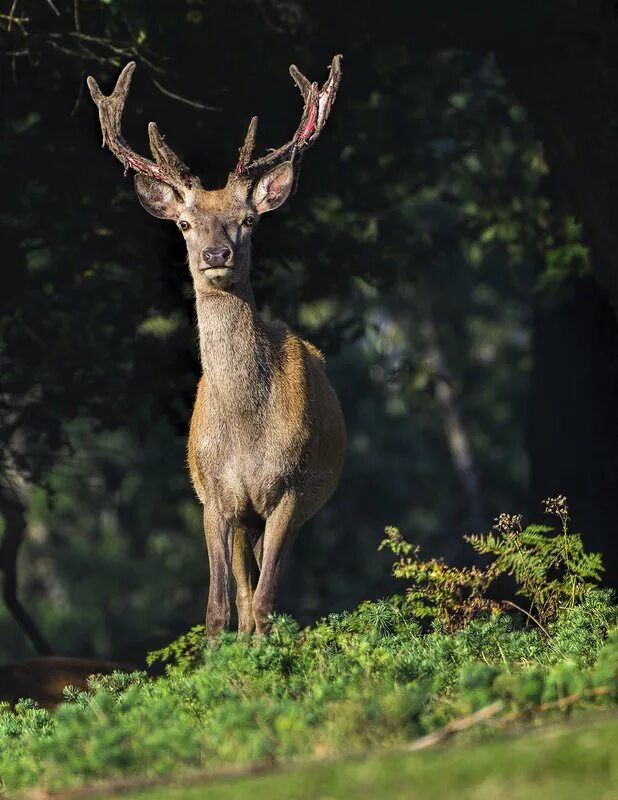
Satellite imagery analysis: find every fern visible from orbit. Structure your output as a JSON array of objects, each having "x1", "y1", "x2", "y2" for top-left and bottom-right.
[
  {"x1": 384, "y1": 497, "x2": 604, "y2": 631},
  {"x1": 467, "y1": 497, "x2": 603, "y2": 625},
  {"x1": 379, "y1": 527, "x2": 500, "y2": 632}
]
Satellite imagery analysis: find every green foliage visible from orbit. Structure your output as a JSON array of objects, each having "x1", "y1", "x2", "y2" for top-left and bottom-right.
[
  {"x1": 535, "y1": 216, "x2": 592, "y2": 295},
  {"x1": 379, "y1": 527, "x2": 500, "y2": 632},
  {"x1": 0, "y1": 583, "x2": 616, "y2": 794},
  {"x1": 467, "y1": 497, "x2": 603, "y2": 625},
  {"x1": 146, "y1": 624, "x2": 207, "y2": 671},
  {"x1": 58, "y1": 716, "x2": 618, "y2": 800},
  {"x1": 383, "y1": 497, "x2": 603, "y2": 631}
]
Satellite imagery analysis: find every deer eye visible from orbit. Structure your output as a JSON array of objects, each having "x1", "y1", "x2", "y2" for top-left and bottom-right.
[
  {"x1": 244, "y1": 215, "x2": 255, "y2": 227},
  {"x1": 178, "y1": 220, "x2": 190, "y2": 232}
]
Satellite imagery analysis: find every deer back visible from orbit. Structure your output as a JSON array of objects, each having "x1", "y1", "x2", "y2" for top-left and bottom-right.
[{"x1": 0, "y1": 656, "x2": 135, "y2": 709}]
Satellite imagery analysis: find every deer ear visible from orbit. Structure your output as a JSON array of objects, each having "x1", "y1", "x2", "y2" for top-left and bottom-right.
[
  {"x1": 134, "y1": 174, "x2": 183, "y2": 220},
  {"x1": 251, "y1": 161, "x2": 295, "y2": 214}
]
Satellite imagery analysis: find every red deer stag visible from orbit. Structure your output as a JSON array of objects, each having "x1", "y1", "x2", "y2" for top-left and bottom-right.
[{"x1": 87, "y1": 58, "x2": 346, "y2": 636}]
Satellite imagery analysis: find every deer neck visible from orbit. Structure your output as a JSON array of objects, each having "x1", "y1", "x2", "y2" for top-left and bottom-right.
[{"x1": 195, "y1": 279, "x2": 273, "y2": 411}]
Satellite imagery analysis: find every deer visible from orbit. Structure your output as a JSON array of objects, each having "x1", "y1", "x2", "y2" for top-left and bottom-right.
[
  {"x1": 0, "y1": 656, "x2": 135, "y2": 709},
  {"x1": 87, "y1": 58, "x2": 346, "y2": 637}
]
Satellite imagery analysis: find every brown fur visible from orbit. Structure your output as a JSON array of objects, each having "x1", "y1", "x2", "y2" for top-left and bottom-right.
[
  {"x1": 136, "y1": 173, "x2": 346, "y2": 637},
  {"x1": 0, "y1": 657, "x2": 134, "y2": 709},
  {"x1": 88, "y1": 60, "x2": 346, "y2": 637}
]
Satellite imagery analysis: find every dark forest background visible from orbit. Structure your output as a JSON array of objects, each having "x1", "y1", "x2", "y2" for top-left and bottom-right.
[{"x1": 1, "y1": 0, "x2": 617, "y2": 664}]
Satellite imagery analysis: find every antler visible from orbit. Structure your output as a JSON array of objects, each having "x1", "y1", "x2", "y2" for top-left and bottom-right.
[
  {"x1": 234, "y1": 54, "x2": 342, "y2": 180},
  {"x1": 87, "y1": 62, "x2": 198, "y2": 194}
]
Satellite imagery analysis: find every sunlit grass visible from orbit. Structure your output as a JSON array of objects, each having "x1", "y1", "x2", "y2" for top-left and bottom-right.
[{"x1": 113, "y1": 714, "x2": 618, "y2": 800}]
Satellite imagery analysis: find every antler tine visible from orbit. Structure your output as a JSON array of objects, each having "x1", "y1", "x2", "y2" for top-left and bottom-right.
[
  {"x1": 87, "y1": 62, "x2": 196, "y2": 193},
  {"x1": 236, "y1": 116, "x2": 259, "y2": 175},
  {"x1": 233, "y1": 54, "x2": 343, "y2": 181},
  {"x1": 289, "y1": 64, "x2": 313, "y2": 101},
  {"x1": 148, "y1": 122, "x2": 193, "y2": 181}
]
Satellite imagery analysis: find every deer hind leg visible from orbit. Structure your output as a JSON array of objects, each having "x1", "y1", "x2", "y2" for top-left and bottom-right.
[
  {"x1": 203, "y1": 504, "x2": 233, "y2": 638},
  {"x1": 232, "y1": 527, "x2": 261, "y2": 635},
  {"x1": 253, "y1": 493, "x2": 298, "y2": 636},
  {"x1": 251, "y1": 530, "x2": 264, "y2": 570}
]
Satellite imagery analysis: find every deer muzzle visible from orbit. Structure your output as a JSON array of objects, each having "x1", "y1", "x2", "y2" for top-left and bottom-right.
[{"x1": 201, "y1": 247, "x2": 232, "y2": 268}]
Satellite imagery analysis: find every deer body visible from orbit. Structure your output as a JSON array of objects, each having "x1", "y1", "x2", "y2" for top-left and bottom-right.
[
  {"x1": 189, "y1": 293, "x2": 345, "y2": 633},
  {"x1": 88, "y1": 57, "x2": 345, "y2": 635},
  {"x1": 190, "y1": 296, "x2": 343, "y2": 528}
]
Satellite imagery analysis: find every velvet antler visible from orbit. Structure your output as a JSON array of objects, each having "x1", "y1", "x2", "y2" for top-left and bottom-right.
[
  {"x1": 233, "y1": 54, "x2": 342, "y2": 180},
  {"x1": 87, "y1": 62, "x2": 199, "y2": 194}
]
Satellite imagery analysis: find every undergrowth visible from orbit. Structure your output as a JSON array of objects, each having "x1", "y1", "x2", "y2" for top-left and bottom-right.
[
  {"x1": 0, "y1": 499, "x2": 616, "y2": 795},
  {"x1": 380, "y1": 495, "x2": 604, "y2": 631}
]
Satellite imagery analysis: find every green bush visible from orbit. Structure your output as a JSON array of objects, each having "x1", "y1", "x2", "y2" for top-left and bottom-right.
[
  {"x1": 381, "y1": 496, "x2": 604, "y2": 630},
  {"x1": 1, "y1": 588, "x2": 616, "y2": 794},
  {"x1": 0, "y1": 502, "x2": 616, "y2": 795}
]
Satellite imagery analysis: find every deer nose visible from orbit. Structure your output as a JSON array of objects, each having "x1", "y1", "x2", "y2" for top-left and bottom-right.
[{"x1": 202, "y1": 247, "x2": 232, "y2": 267}]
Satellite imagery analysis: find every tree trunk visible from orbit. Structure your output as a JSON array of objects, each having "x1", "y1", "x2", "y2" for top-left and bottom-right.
[
  {"x1": 413, "y1": 295, "x2": 486, "y2": 532},
  {"x1": 528, "y1": 276, "x2": 618, "y2": 582},
  {"x1": 0, "y1": 496, "x2": 54, "y2": 655}
]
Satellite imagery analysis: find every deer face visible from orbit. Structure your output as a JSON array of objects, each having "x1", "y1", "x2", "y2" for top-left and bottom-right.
[
  {"x1": 88, "y1": 57, "x2": 341, "y2": 291},
  {"x1": 133, "y1": 162, "x2": 294, "y2": 291}
]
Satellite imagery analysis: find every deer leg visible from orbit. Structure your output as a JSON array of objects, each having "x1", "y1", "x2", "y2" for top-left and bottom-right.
[
  {"x1": 232, "y1": 527, "x2": 260, "y2": 636},
  {"x1": 251, "y1": 531, "x2": 264, "y2": 570},
  {"x1": 252, "y1": 494, "x2": 297, "y2": 636},
  {"x1": 203, "y1": 505, "x2": 233, "y2": 638}
]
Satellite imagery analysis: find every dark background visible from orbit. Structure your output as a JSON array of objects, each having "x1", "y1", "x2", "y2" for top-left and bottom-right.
[{"x1": 1, "y1": 0, "x2": 617, "y2": 663}]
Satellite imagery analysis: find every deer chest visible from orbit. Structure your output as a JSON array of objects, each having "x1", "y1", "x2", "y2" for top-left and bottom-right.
[{"x1": 188, "y1": 414, "x2": 307, "y2": 523}]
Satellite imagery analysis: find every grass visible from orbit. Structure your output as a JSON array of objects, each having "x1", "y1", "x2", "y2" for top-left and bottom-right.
[
  {"x1": 82, "y1": 714, "x2": 617, "y2": 800},
  {"x1": 2, "y1": 591, "x2": 616, "y2": 796},
  {"x1": 2, "y1": 514, "x2": 616, "y2": 797}
]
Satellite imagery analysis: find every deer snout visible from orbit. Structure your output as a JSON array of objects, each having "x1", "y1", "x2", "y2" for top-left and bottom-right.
[{"x1": 202, "y1": 247, "x2": 232, "y2": 268}]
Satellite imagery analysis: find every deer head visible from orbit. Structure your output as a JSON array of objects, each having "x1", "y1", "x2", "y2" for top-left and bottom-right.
[{"x1": 87, "y1": 58, "x2": 342, "y2": 293}]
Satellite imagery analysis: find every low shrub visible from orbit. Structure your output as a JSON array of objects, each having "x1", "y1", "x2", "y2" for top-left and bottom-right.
[{"x1": 0, "y1": 499, "x2": 615, "y2": 794}]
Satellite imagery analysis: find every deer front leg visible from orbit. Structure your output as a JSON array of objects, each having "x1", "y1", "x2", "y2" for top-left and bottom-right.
[
  {"x1": 231, "y1": 527, "x2": 260, "y2": 636},
  {"x1": 252, "y1": 493, "x2": 298, "y2": 636},
  {"x1": 203, "y1": 505, "x2": 233, "y2": 638}
]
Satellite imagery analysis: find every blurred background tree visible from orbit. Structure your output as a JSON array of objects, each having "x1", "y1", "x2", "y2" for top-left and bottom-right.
[{"x1": 1, "y1": 0, "x2": 616, "y2": 662}]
